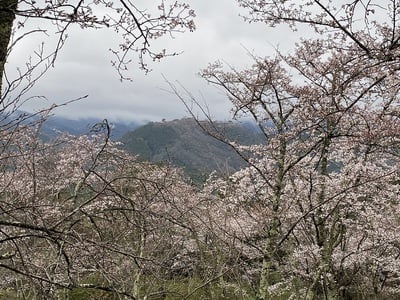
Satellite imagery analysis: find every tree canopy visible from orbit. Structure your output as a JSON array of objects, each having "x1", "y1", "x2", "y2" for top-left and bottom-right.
[{"x1": 1, "y1": 1, "x2": 400, "y2": 299}]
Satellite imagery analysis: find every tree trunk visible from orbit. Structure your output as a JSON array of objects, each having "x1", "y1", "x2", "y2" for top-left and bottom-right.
[
  {"x1": 258, "y1": 215, "x2": 280, "y2": 300},
  {"x1": 258, "y1": 131, "x2": 286, "y2": 300},
  {"x1": 0, "y1": 0, "x2": 17, "y2": 98}
]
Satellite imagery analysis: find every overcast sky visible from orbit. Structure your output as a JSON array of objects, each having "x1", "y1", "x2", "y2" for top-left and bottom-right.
[{"x1": 8, "y1": 0, "x2": 299, "y2": 123}]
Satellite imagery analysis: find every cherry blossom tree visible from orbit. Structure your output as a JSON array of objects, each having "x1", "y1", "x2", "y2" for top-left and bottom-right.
[
  {"x1": 198, "y1": 52, "x2": 400, "y2": 299},
  {"x1": 167, "y1": 1, "x2": 400, "y2": 299},
  {"x1": 3, "y1": 0, "x2": 400, "y2": 298},
  {"x1": 0, "y1": 3, "x2": 197, "y2": 295},
  {"x1": 0, "y1": 120, "x2": 211, "y2": 298}
]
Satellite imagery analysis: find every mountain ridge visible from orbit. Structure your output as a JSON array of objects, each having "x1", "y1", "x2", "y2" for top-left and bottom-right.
[
  {"x1": 21, "y1": 112, "x2": 264, "y2": 182},
  {"x1": 119, "y1": 118, "x2": 264, "y2": 182}
]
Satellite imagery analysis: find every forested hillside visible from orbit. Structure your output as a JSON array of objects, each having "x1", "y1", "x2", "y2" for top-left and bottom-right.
[
  {"x1": 120, "y1": 118, "x2": 264, "y2": 181},
  {"x1": 38, "y1": 116, "x2": 264, "y2": 182}
]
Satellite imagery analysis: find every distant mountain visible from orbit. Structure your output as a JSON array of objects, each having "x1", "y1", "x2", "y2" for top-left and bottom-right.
[
  {"x1": 3, "y1": 110, "x2": 140, "y2": 140},
  {"x1": 39, "y1": 115, "x2": 139, "y2": 140},
  {"x1": 119, "y1": 118, "x2": 265, "y2": 182},
  {"x1": 9, "y1": 111, "x2": 266, "y2": 182}
]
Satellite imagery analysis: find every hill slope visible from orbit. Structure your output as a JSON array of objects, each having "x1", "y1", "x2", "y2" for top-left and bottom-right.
[{"x1": 119, "y1": 118, "x2": 264, "y2": 181}]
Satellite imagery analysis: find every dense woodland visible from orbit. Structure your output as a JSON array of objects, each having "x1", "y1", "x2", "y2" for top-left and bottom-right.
[{"x1": 1, "y1": 0, "x2": 400, "y2": 299}]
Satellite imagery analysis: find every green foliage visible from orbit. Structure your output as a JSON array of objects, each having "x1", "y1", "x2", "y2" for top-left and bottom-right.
[
  {"x1": 56, "y1": 288, "x2": 118, "y2": 300},
  {"x1": 0, "y1": 276, "x2": 255, "y2": 300},
  {"x1": 139, "y1": 276, "x2": 255, "y2": 300},
  {"x1": 0, "y1": 289, "x2": 32, "y2": 300}
]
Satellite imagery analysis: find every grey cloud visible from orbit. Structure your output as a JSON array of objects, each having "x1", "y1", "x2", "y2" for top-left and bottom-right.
[{"x1": 10, "y1": 0, "x2": 298, "y2": 123}]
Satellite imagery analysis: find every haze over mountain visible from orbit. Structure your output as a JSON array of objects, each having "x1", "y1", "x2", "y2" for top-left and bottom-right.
[{"x1": 39, "y1": 115, "x2": 140, "y2": 140}]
